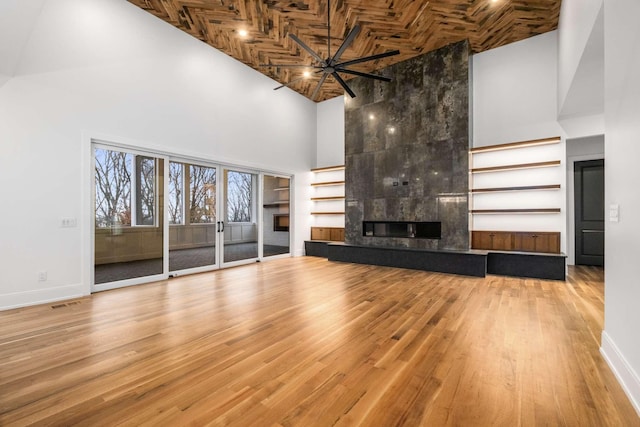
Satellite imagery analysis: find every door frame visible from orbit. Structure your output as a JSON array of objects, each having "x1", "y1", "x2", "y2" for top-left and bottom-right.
[
  {"x1": 90, "y1": 141, "x2": 170, "y2": 292},
  {"x1": 567, "y1": 153, "x2": 605, "y2": 265}
]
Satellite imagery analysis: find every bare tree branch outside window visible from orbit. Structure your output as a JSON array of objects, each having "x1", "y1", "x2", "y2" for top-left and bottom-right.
[
  {"x1": 95, "y1": 148, "x2": 131, "y2": 227},
  {"x1": 168, "y1": 162, "x2": 183, "y2": 225},
  {"x1": 190, "y1": 165, "x2": 216, "y2": 223},
  {"x1": 136, "y1": 156, "x2": 156, "y2": 225},
  {"x1": 227, "y1": 171, "x2": 252, "y2": 223}
]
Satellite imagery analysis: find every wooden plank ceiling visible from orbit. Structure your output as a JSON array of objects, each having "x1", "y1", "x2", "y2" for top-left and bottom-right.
[{"x1": 128, "y1": 0, "x2": 561, "y2": 102}]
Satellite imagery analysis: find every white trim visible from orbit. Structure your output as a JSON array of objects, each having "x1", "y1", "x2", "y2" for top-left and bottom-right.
[
  {"x1": 0, "y1": 284, "x2": 88, "y2": 311},
  {"x1": 600, "y1": 331, "x2": 640, "y2": 417},
  {"x1": 566, "y1": 153, "x2": 604, "y2": 265}
]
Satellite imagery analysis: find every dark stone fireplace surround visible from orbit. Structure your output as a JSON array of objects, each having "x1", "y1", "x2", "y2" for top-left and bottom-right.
[{"x1": 344, "y1": 40, "x2": 470, "y2": 251}]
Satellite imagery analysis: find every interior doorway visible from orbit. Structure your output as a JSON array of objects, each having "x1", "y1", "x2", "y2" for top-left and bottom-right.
[{"x1": 574, "y1": 159, "x2": 605, "y2": 266}]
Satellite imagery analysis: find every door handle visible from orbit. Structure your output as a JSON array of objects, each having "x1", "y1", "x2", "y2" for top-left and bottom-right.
[{"x1": 220, "y1": 221, "x2": 224, "y2": 232}]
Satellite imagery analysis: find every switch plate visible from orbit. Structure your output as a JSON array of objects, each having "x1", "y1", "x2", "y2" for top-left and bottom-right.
[
  {"x1": 38, "y1": 271, "x2": 47, "y2": 282},
  {"x1": 61, "y1": 218, "x2": 77, "y2": 228},
  {"x1": 609, "y1": 204, "x2": 619, "y2": 222}
]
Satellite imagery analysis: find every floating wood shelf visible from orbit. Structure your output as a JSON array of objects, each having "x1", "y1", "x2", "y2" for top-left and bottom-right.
[
  {"x1": 273, "y1": 187, "x2": 289, "y2": 191},
  {"x1": 470, "y1": 136, "x2": 561, "y2": 153},
  {"x1": 311, "y1": 196, "x2": 345, "y2": 201},
  {"x1": 311, "y1": 165, "x2": 345, "y2": 172},
  {"x1": 311, "y1": 180, "x2": 345, "y2": 187},
  {"x1": 471, "y1": 184, "x2": 561, "y2": 193},
  {"x1": 263, "y1": 202, "x2": 289, "y2": 208},
  {"x1": 310, "y1": 211, "x2": 345, "y2": 215},
  {"x1": 470, "y1": 208, "x2": 561, "y2": 214},
  {"x1": 471, "y1": 160, "x2": 561, "y2": 173}
]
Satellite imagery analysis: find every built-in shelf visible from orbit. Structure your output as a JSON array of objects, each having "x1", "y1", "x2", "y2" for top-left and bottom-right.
[
  {"x1": 471, "y1": 160, "x2": 561, "y2": 173},
  {"x1": 470, "y1": 136, "x2": 561, "y2": 153},
  {"x1": 273, "y1": 187, "x2": 289, "y2": 191},
  {"x1": 470, "y1": 208, "x2": 561, "y2": 214},
  {"x1": 311, "y1": 180, "x2": 345, "y2": 187},
  {"x1": 311, "y1": 196, "x2": 345, "y2": 201},
  {"x1": 263, "y1": 201, "x2": 289, "y2": 208},
  {"x1": 471, "y1": 184, "x2": 561, "y2": 193},
  {"x1": 311, "y1": 165, "x2": 345, "y2": 172},
  {"x1": 310, "y1": 165, "x2": 345, "y2": 241}
]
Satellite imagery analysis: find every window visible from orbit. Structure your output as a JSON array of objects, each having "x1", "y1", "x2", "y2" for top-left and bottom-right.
[
  {"x1": 94, "y1": 147, "x2": 156, "y2": 228},
  {"x1": 189, "y1": 165, "x2": 217, "y2": 224},
  {"x1": 226, "y1": 170, "x2": 252, "y2": 223},
  {"x1": 168, "y1": 162, "x2": 184, "y2": 225}
]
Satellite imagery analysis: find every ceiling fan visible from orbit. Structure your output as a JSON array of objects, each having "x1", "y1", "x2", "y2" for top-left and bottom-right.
[{"x1": 261, "y1": 0, "x2": 400, "y2": 101}]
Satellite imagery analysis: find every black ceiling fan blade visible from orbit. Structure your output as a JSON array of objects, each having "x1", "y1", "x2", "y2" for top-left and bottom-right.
[
  {"x1": 331, "y1": 72, "x2": 356, "y2": 98},
  {"x1": 274, "y1": 75, "x2": 309, "y2": 90},
  {"x1": 289, "y1": 33, "x2": 326, "y2": 65},
  {"x1": 330, "y1": 25, "x2": 361, "y2": 65},
  {"x1": 335, "y1": 49, "x2": 400, "y2": 68},
  {"x1": 337, "y1": 68, "x2": 391, "y2": 82},
  {"x1": 311, "y1": 73, "x2": 329, "y2": 101}
]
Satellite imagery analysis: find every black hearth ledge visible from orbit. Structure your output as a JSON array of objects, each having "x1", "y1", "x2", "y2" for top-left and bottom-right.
[{"x1": 304, "y1": 241, "x2": 567, "y2": 280}]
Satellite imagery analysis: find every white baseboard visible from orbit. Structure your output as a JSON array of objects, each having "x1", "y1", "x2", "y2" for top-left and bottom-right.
[
  {"x1": 0, "y1": 284, "x2": 88, "y2": 311},
  {"x1": 601, "y1": 331, "x2": 640, "y2": 417}
]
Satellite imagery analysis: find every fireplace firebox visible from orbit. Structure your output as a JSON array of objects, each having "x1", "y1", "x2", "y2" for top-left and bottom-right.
[{"x1": 363, "y1": 221, "x2": 441, "y2": 239}]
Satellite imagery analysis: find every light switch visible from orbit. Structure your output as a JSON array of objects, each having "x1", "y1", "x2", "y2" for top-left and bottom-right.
[{"x1": 609, "y1": 204, "x2": 619, "y2": 222}]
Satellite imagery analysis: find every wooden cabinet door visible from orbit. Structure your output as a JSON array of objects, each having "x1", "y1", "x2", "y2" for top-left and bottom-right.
[
  {"x1": 514, "y1": 233, "x2": 537, "y2": 252},
  {"x1": 491, "y1": 232, "x2": 513, "y2": 250},
  {"x1": 533, "y1": 233, "x2": 560, "y2": 254},
  {"x1": 311, "y1": 227, "x2": 331, "y2": 240},
  {"x1": 472, "y1": 231, "x2": 492, "y2": 249},
  {"x1": 329, "y1": 228, "x2": 345, "y2": 242},
  {"x1": 472, "y1": 231, "x2": 513, "y2": 250}
]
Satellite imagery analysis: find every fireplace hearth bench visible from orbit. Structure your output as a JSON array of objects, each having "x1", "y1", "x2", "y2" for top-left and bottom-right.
[{"x1": 304, "y1": 241, "x2": 566, "y2": 280}]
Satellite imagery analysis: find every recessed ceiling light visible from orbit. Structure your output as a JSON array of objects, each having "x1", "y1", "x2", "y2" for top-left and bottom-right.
[
  {"x1": 238, "y1": 29, "x2": 248, "y2": 37},
  {"x1": 369, "y1": 114, "x2": 375, "y2": 120},
  {"x1": 303, "y1": 71, "x2": 311, "y2": 78}
]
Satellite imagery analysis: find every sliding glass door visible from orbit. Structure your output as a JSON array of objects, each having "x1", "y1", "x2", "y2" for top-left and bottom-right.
[
  {"x1": 93, "y1": 145, "x2": 165, "y2": 286},
  {"x1": 222, "y1": 169, "x2": 259, "y2": 265},
  {"x1": 92, "y1": 142, "x2": 292, "y2": 289},
  {"x1": 168, "y1": 161, "x2": 219, "y2": 273},
  {"x1": 262, "y1": 175, "x2": 290, "y2": 258}
]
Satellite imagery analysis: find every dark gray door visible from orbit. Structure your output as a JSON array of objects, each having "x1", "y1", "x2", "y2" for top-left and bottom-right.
[{"x1": 574, "y1": 159, "x2": 604, "y2": 266}]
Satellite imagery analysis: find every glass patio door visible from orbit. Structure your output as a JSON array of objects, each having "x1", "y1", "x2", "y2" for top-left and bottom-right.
[
  {"x1": 262, "y1": 175, "x2": 290, "y2": 258},
  {"x1": 167, "y1": 160, "x2": 220, "y2": 274},
  {"x1": 93, "y1": 145, "x2": 165, "y2": 287},
  {"x1": 221, "y1": 168, "x2": 259, "y2": 265}
]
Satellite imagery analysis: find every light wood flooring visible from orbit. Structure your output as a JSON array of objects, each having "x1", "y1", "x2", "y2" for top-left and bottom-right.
[{"x1": 1, "y1": 257, "x2": 638, "y2": 426}]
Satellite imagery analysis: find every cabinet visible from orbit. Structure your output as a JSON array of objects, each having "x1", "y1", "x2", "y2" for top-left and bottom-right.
[
  {"x1": 311, "y1": 227, "x2": 345, "y2": 241},
  {"x1": 310, "y1": 165, "x2": 345, "y2": 241},
  {"x1": 472, "y1": 231, "x2": 560, "y2": 254}
]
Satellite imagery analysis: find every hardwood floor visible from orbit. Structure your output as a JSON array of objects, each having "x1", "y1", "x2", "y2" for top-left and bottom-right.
[{"x1": 1, "y1": 258, "x2": 638, "y2": 426}]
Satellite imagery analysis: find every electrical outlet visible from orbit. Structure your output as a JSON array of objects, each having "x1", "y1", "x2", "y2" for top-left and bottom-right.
[{"x1": 38, "y1": 271, "x2": 47, "y2": 282}]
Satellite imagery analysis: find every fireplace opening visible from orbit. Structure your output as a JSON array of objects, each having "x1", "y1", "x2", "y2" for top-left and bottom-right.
[{"x1": 363, "y1": 221, "x2": 441, "y2": 239}]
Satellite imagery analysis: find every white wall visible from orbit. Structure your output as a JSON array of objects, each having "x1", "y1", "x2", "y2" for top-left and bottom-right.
[
  {"x1": 601, "y1": 0, "x2": 640, "y2": 415},
  {"x1": 0, "y1": 0, "x2": 316, "y2": 310},
  {"x1": 472, "y1": 31, "x2": 567, "y2": 252},
  {"x1": 473, "y1": 31, "x2": 564, "y2": 147},
  {"x1": 316, "y1": 96, "x2": 345, "y2": 168},
  {"x1": 557, "y1": 0, "x2": 603, "y2": 114}
]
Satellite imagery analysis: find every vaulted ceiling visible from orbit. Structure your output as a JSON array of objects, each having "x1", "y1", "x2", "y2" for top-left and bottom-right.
[{"x1": 128, "y1": 0, "x2": 561, "y2": 102}]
